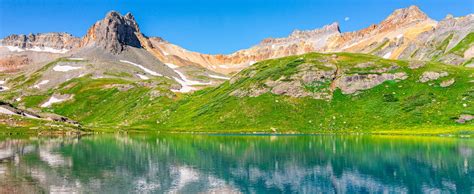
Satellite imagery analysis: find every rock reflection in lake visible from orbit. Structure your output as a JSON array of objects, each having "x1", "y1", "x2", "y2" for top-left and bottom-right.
[{"x1": 0, "y1": 134, "x2": 472, "y2": 193}]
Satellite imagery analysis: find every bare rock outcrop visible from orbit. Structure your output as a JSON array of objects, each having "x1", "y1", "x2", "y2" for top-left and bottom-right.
[
  {"x1": 419, "y1": 71, "x2": 448, "y2": 82},
  {"x1": 336, "y1": 72, "x2": 408, "y2": 94},
  {"x1": 456, "y1": 114, "x2": 473, "y2": 124},
  {"x1": 230, "y1": 85, "x2": 269, "y2": 97},
  {"x1": 440, "y1": 78, "x2": 455, "y2": 87},
  {"x1": 408, "y1": 61, "x2": 425, "y2": 69},
  {"x1": 80, "y1": 11, "x2": 143, "y2": 54},
  {"x1": 0, "y1": 55, "x2": 31, "y2": 72}
]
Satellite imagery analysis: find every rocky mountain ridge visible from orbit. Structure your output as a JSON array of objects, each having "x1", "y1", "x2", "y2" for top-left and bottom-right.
[
  {"x1": 146, "y1": 6, "x2": 472, "y2": 74},
  {"x1": 1, "y1": 6, "x2": 472, "y2": 76},
  {"x1": 0, "y1": 33, "x2": 80, "y2": 52}
]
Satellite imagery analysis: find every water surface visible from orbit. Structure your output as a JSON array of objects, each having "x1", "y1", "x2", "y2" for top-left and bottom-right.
[{"x1": 0, "y1": 134, "x2": 472, "y2": 193}]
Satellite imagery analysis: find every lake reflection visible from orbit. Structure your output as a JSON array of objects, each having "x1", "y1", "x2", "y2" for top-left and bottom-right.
[{"x1": 0, "y1": 134, "x2": 473, "y2": 193}]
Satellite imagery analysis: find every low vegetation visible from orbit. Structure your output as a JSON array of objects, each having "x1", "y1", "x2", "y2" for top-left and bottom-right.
[{"x1": 0, "y1": 53, "x2": 472, "y2": 134}]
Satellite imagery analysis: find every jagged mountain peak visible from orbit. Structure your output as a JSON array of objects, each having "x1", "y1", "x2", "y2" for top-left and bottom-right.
[
  {"x1": 382, "y1": 5, "x2": 430, "y2": 26},
  {"x1": 80, "y1": 11, "x2": 143, "y2": 54},
  {"x1": 289, "y1": 22, "x2": 341, "y2": 37},
  {"x1": 258, "y1": 22, "x2": 341, "y2": 46}
]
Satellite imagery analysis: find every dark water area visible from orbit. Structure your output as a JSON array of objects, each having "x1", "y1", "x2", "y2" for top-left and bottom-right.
[{"x1": 0, "y1": 134, "x2": 472, "y2": 193}]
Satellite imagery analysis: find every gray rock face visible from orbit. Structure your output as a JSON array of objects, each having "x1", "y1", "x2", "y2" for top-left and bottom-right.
[
  {"x1": 336, "y1": 72, "x2": 408, "y2": 94},
  {"x1": 230, "y1": 85, "x2": 269, "y2": 97},
  {"x1": 229, "y1": 59, "x2": 414, "y2": 99},
  {"x1": 259, "y1": 22, "x2": 341, "y2": 47},
  {"x1": 456, "y1": 114, "x2": 473, "y2": 124},
  {"x1": 1, "y1": 33, "x2": 80, "y2": 50},
  {"x1": 81, "y1": 11, "x2": 143, "y2": 54},
  {"x1": 408, "y1": 61, "x2": 425, "y2": 69},
  {"x1": 440, "y1": 78, "x2": 455, "y2": 87},
  {"x1": 409, "y1": 14, "x2": 474, "y2": 65},
  {"x1": 419, "y1": 71, "x2": 448, "y2": 83},
  {"x1": 230, "y1": 62, "x2": 337, "y2": 99}
]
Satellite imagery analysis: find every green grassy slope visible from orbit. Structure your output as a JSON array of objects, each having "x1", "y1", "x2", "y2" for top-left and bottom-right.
[
  {"x1": 1, "y1": 53, "x2": 472, "y2": 134},
  {"x1": 449, "y1": 32, "x2": 474, "y2": 57},
  {"x1": 155, "y1": 53, "x2": 474, "y2": 134},
  {"x1": 47, "y1": 76, "x2": 176, "y2": 131}
]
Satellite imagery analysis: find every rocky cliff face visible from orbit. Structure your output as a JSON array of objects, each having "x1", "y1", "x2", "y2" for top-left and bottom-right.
[
  {"x1": 0, "y1": 33, "x2": 80, "y2": 50},
  {"x1": 80, "y1": 11, "x2": 143, "y2": 54},
  {"x1": 0, "y1": 33, "x2": 80, "y2": 73},
  {"x1": 404, "y1": 14, "x2": 474, "y2": 64}
]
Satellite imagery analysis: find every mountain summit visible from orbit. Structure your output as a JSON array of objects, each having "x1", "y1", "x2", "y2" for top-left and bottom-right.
[
  {"x1": 80, "y1": 11, "x2": 143, "y2": 54},
  {"x1": 377, "y1": 5, "x2": 431, "y2": 33}
]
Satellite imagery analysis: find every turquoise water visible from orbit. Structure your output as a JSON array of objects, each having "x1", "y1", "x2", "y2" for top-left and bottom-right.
[{"x1": 0, "y1": 134, "x2": 473, "y2": 193}]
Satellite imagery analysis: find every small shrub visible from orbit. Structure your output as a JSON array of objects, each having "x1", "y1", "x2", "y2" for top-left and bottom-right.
[{"x1": 383, "y1": 94, "x2": 399, "y2": 102}]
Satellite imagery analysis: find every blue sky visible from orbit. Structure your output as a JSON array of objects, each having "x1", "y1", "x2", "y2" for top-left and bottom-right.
[{"x1": 0, "y1": 0, "x2": 473, "y2": 54}]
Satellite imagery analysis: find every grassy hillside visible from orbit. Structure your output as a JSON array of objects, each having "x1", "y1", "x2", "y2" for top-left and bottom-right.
[
  {"x1": 449, "y1": 32, "x2": 474, "y2": 57},
  {"x1": 0, "y1": 53, "x2": 472, "y2": 134},
  {"x1": 155, "y1": 53, "x2": 474, "y2": 134},
  {"x1": 46, "y1": 76, "x2": 176, "y2": 131}
]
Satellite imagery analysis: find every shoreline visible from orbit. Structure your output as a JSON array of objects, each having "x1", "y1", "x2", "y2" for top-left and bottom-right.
[{"x1": 1, "y1": 127, "x2": 473, "y2": 138}]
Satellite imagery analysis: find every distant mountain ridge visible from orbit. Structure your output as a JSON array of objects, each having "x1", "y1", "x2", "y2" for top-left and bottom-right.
[
  {"x1": 1, "y1": 6, "x2": 473, "y2": 75},
  {"x1": 133, "y1": 5, "x2": 474, "y2": 74}
]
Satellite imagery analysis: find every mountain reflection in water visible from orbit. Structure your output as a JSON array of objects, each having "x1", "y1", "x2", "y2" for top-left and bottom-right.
[{"x1": 0, "y1": 134, "x2": 472, "y2": 193}]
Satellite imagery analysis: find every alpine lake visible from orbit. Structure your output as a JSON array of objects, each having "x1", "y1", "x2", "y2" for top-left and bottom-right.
[{"x1": 0, "y1": 133, "x2": 472, "y2": 193}]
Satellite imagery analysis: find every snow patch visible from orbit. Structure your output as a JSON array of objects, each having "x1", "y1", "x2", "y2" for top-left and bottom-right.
[
  {"x1": 0, "y1": 107, "x2": 16, "y2": 115},
  {"x1": 53, "y1": 65, "x2": 82, "y2": 72},
  {"x1": 0, "y1": 86, "x2": 9, "y2": 91},
  {"x1": 396, "y1": 34, "x2": 404, "y2": 39},
  {"x1": 218, "y1": 65, "x2": 231, "y2": 69},
  {"x1": 136, "y1": 74, "x2": 149, "y2": 80},
  {"x1": 208, "y1": 74, "x2": 230, "y2": 80},
  {"x1": 164, "y1": 63, "x2": 179, "y2": 69},
  {"x1": 41, "y1": 96, "x2": 68, "y2": 108},
  {"x1": 383, "y1": 52, "x2": 392, "y2": 59},
  {"x1": 29, "y1": 46, "x2": 69, "y2": 54},
  {"x1": 0, "y1": 106, "x2": 36, "y2": 119},
  {"x1": 5, "y1": 46, "x2": 24, "y2": 52},
  {"x1": 25, "y1": 113, "x2": 40, "y2": 119},
  {"x1": 120, "y1": 60, "x2": 162, "y2": 76},
  {"x1": 34, "y1": 80, "x2": 49, "y2": 89},
  {"x1": 67, "y1": 57, "x2": 84, "y2": 61},
  {"x1": 165, "y1": 63, "x2": 212, "y2": 93},
  {"x1": 0, "y1": 80, "x2": 7, "y2": 91},
  {"x1": 4, "y1": 46, "x2": 68, "y2": 54}
]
